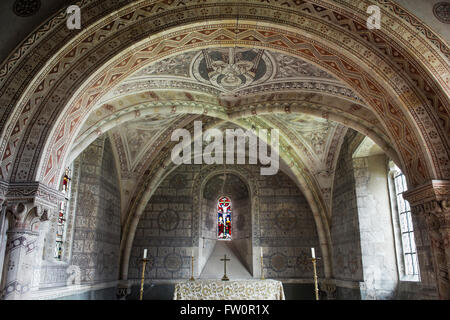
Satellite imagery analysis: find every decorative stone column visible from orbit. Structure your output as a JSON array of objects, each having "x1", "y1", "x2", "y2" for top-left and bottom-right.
[
  {"x1": 403, "y1": 180, "x2": 450, "y2": 300},
  {"x1": 0, "y1": 182, "x2": 63, "y2": 300}
]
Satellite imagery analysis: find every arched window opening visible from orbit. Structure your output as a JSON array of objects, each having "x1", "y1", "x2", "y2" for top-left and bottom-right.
[
  {"x1": 390, "y1": 164, "x2": 420, "y2": 278},
  {"x1": 217, "y1": 196, "x2": 231, "y2": 240},
  {"x1": 54, "y1": 167, "x2": 72, "y2": 260}
]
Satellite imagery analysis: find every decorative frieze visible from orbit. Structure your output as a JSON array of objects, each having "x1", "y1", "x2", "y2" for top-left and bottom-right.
[
  {"x1": 404, "y1": 180, "x2": 450, "y2": 230},
  {"x1": 1, "y1": 182, "x2": 64, "y2": 231}
]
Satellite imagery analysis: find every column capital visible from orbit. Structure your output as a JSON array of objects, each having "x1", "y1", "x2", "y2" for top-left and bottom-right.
[
  {"x1": 0, "y1": 180, "x2": 7, "y2": 206},
  {"x1": 403, "y1": 180, "x2": 449, "y2": 207},
  {"x1": 403, "y1": 180, "x2": 450, "y2": 226},
  {"x1": 2, "y1": 181, "x2": 64, "y2": 232}
]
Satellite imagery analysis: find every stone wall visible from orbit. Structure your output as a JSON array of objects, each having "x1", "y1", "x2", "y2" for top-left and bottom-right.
[
  {"x1": 259, "y1": 172, "x2": 323, "y2": 279},
  {"x1": 353, "y1": 155, "x2": 398, "y2": 299},
  {"x1": 71, "y1": 137, "x2": 121, "y2": 284},
  {"x1": 231, "y1": 197, "x2": 252, "y2": 273},
  {"x1": 331, "y1": 131, "x2": 416, "y2": 299},
  {"x1": 331, "y1": 132, "x2": 364, "y2": 298},
  {"x1": 128, "y1": 163, "x2": 322, "y2": 282},
  {"x1": 129, "y1": 165, "x2": 196, "y2": 280},
  {"x1": 37, "y1": 136, "x2": 121, "y2": 291}
]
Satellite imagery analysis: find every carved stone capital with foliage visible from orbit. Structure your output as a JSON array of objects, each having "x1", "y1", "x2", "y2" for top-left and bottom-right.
[
  {"x1": 2, "y1": 182, "x2": 64, "y2": 232},
  {"x1": 404, "y1": 180, "x2": 450, "y2": 232}
]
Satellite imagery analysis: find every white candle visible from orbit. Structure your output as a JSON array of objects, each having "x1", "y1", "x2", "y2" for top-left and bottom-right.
[
  {"x1": 311, "y1": 247, "x2": 315, "y2": 259},
  {"x1": 143, "y1": 248, "x2": 147, "y2": 259},
  {"x1": 261, "y1": 247, "x2": 263, "y2": 257}
]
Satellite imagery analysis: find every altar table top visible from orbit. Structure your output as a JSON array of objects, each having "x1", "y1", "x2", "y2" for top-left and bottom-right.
[{"x1": 173, "y1": 279, "x2": 285, "y2": 300}]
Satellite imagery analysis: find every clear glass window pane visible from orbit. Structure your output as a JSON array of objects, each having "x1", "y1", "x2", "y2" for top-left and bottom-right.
[
  {"x1": 397, "y1": 195, "x2": 405, "y2": 213},
  {"x1": 402, "y1": 233, "x2": 411, "y2": 252},
  {"x1": 399, "y1": 213, "x2": 408, "y2": 232},
  {"x1": 412, "y1": 254, "x2": 419, "y2": 275},
  {"x1": 410, "y1": 235, "x2": 417, "y2": 252},
  {"x1": 392, "y1": 170, "x2": 419, "y2": 277},
  {"x1": 405, "y1": 254, "x2": 413, "y2": 275},
  {"x1": 406, "y1": 212, "x2": 413, "y2": 232},
  {"x1": 404, "y1": 199, "x2": 411, "y2": 211}
]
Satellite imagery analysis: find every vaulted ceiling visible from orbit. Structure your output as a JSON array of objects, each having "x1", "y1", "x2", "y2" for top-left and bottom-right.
[
  {"x1": 1, "y1": 0, "x2": 447, "y2": 285},
  {"x1": 1, "y1": 0, "x2": 448, "y2": 65},
  {"x1": 67, "y1": 47, "x2": 379, "y2": 215}
]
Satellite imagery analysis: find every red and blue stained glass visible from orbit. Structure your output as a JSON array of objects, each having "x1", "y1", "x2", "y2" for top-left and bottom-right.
[
  {"x1": 55, "y1": 168, "x2": 71, "y2": 260},
  {"x1": 217, "y1": 196, "x2": 231, "y2": 240}
]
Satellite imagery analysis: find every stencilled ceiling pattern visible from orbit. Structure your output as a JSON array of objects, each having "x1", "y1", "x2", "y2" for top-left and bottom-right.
[
  {"x1": 76, "y1": 47, "x2": 364, "y2": 173},
  {"x1": 101, "y1": 48, "x2": 362, "y2": 105},
  {"x1": 270, "y1": 114, "x2": 339, "y2": 162},
  {"x1": 110, "y1": 113, "x2": 183, "y2": 172},
  {"x1": 259, "y1": 113, "x2": 348, "y2": 211},
  {"x1": 71, "y1": 47, "x2": 376, "y2": 215}
]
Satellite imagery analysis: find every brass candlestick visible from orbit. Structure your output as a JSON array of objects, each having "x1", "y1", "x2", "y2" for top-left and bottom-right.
[
  {"x1": 312, "y1": 257, "x2": 320, "y2": 300},
  {"x1": 139, "y1": 258, "x2": 149, "y2": 301},
  {"x1": 190, "y1": 255, "x2": 195, "y2": 281}
]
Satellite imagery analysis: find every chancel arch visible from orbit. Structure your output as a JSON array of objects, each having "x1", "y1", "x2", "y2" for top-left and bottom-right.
[
  {"x1": 114, "y1": 111, "x2": 338, "y2": 283},
  {"x1": 32, "y1": 24, "x2": 445, "y2": 188},
  {"x1": 0, "y1": 5, "x2": 446, "y2": 189},
  {"x1": 0, "y1": 0, "x2": 448, "y2": 300}
]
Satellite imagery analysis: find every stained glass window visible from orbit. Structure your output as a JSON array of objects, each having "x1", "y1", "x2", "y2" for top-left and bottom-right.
[
  {"x1": 55, "y1": 168, "x2": 71, "y2": 260},
  {"x1": 393, "y1": 170, "x2": 419, "y2": 276},
  {"x1": 217, "y1": 196, "x2": 231, "y2": 240}
]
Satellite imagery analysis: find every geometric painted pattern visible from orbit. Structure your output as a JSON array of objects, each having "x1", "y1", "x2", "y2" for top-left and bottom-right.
[{"x1": 0, "y1": 0, "x2": 447, "y2": 190}]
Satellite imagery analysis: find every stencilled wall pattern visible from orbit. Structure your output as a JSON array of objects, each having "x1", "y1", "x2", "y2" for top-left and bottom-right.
[
  {"x1": 36, "y1": 136, "x2": 121, "y2": 289},
  {"x1": 259, "y1": 171, "x2": 323, "y2": 279},
  {"x1": 129, "y1": 165, "x2": 196, "y2": 280},
  {"x1": 70, "y1": 136, "x2": 121, "y2": 284},
  {"x1": 331, "y1": 130, "x2": 364, "y2": 297},
  {"x1": 128, "y1": 163, "x2": 322, "y2": 281}
]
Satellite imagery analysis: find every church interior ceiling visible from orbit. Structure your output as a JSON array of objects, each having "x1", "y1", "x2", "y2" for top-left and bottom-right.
[
  {"x1": 72, "y1": 47, "x2": 378, "y2": 170},
  {"x1": 66, "y1": 47, "x2": 378, "y2": 215},
  {"x1": 66, "y1": 45, "x2": 402, "y2": 217},
  {"x1": 0, "y1": 0, "x2": 447, "y2": 301}
]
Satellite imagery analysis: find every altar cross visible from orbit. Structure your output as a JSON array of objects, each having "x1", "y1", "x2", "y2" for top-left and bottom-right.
[{"x1": 220, "y1": 254, "x2": 230, "y2": 281}]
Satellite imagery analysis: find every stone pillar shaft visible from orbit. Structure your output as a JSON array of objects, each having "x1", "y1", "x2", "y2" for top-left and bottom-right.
[{"x1": 1, "y1": 230, "x2": 39, "y2": 299}]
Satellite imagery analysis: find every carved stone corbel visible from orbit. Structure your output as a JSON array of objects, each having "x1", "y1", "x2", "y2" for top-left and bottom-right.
[
  {"x1": 320, "y1": 278, "x2": 337, "y2": 300},
  {"x1": 116, "y1": 281, "x2": 131, "y2": 300},
  {"x1": 2, "y1": 182, "x2": 64, "y2": 232},
  {"x1": 5, "y1": 201, "x2": 53, "y2": 233},
  {"x1": 0, "y1": 180, "x2": 7, "y2": 208}
]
